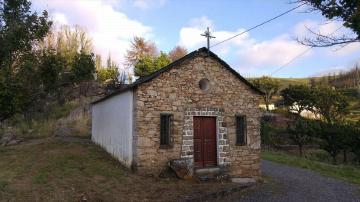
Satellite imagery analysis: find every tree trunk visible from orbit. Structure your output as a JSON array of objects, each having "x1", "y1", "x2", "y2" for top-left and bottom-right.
[
  {"x1": 265, "y1": 97, "x2": 270, "y2": 112},
  {"x1": 299, "y1": 145, "x2": 303, "y2": 157},
  {"x1": 332, "y1": 155, "x2": 337, "y2": 164},
  {"x1": 343, "y1": 149, "x2": 347, "y2": 163},
  {"x1": 24, "y1": 111, "x2": 33, "y2": 129}
]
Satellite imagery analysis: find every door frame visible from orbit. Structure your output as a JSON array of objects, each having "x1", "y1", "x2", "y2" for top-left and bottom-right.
[
  {"x1": 193, "y1": 116, "x2": 218, "y2": 168},
  {"x1": 181, "y1": 107, "x2": 230, "y2": 170}
]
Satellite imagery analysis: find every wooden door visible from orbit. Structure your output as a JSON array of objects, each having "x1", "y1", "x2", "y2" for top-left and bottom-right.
[{"x1": 193, "y1": 117, "x2": 217, "y2": 168}]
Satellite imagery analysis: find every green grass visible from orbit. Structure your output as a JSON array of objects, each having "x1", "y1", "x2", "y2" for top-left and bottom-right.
[
  {"x1": 262, "y1": 150, "x2": 360, "y2": 185},
  {"x1": 272, "y1": 77, "x2": 310, "y2": 89},
  {"x1": 0, "y1": 138, "x2": 238, "y2": 201}
]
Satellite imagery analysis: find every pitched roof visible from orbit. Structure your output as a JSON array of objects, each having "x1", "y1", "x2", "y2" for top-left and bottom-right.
[{"x1": 92, "y1": 47, "x2": 263, "y2": 104}]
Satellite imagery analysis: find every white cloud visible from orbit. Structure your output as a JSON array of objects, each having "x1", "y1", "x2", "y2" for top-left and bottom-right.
[
  {"x1": 328, "y1": 42, "x2": 360, "y2": 56},
  {"x1": 32, "y1": 0, "x2": 153, "y2": 67},
  {"x1": 132, "y1": 0, "x2": 167, "y2": 10},
  {"x1": 53, "y1": 12, "x2": 68, "y2": 25},
  {"x1": 178, "y1": 16, "x2": 251, "y2": 55},
  {"x1": 189, "y1": 16, "x2": 214, "y2": 29},
  {"x1": 179, "y1": 16, "x2": 309, "y2": 68},
  {"x1": 237, "y1": 35, "x2": 309, "y2": 67}
]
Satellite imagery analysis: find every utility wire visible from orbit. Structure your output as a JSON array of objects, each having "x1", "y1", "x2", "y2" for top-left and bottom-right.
[
  {"x1": 270, "y1": 47, "x2": 313, "y2": 76},
  {"x1": 269, "y1": 25, "x2": 344, "y2": 76},
  {"x1": 210, "y1": 2, "x2": 306, "y2": 48}
]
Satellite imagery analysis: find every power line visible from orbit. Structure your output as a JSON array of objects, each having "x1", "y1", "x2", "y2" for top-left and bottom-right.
[
  {"x1": 210, "y1": 3, "x2": 306, "y2": 48},
  {"x1": 270, "y1": 47, "x2": 313, "y2": 76},
  {"x1": 269, "y1": 25, "x2": 344, "y2": 76}
]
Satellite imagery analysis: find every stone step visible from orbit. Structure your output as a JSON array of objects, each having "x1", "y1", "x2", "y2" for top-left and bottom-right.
[
  {"x1": 194, "y1": 167, "x2": 221, "y2": 176},
  {"x1": 194, "y1": 167, "x2": 230, "y2": 182},
  {"x1": 195, "y1": 173, "x2": 230, "y2": 182}
]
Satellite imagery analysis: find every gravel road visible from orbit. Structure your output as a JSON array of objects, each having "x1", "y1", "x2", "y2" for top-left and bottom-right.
[{"x1": 232, "y1": 160, "x2": 360, "y2": 202}]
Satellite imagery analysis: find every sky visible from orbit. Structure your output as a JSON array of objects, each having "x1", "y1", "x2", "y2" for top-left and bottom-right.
[{"x1": 31, "y1": 0, "x2": 360, "y2": 78}]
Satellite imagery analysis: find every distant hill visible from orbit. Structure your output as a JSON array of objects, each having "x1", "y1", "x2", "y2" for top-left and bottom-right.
[
  {"x1": 248, "y1": 77, "x2": 313, "y2": 89},
  {"x1": 272, "y1": 78, "x2": 309, "y2": 89}
]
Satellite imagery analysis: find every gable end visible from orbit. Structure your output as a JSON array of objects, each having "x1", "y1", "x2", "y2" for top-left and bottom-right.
[{"x1": 92, "y1": 47, "x2": 263, "y2": 105}]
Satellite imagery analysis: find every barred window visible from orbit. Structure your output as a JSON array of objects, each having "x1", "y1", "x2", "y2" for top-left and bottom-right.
[
  {"x1": 160, "y1": 114, "x2": 172, "y2": 146},
  {"x1": 236, "y1": 115, "x2": 247, "y2": 145}
]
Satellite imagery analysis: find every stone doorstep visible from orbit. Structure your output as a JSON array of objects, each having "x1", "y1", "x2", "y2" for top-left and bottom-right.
[
  {"x1": 194, "y1": 167, "x2": 230, "y2": 182},
  {"x1": 194, "y1": 167, "x2": 221, "y2": 175}
]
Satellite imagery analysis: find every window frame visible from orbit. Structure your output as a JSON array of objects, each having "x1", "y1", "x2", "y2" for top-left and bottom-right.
[
  {"x1": 235, "y1": 115, "x2": 247, "y2": 146},
  {"x1": 160, "y1": 113, "x2": 172, "y2": 148}
]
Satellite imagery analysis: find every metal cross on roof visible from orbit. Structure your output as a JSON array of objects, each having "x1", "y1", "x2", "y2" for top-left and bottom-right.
[{"x1": 201, "y1": 27, "x2": 215, "y2": 50}]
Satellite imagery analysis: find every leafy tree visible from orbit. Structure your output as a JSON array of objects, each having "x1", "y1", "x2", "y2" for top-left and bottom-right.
[
  {"x1": 317, "y1": 122, "x2": 348, "y2": 163},
  {"x1": 168, "y1": 46, "x2": 188, "y2": 61},
  {"x1": 311, "y1": 86, "x2": 349, "y2": 124},
  {"x1": 260, "y1": 116, "x2": 286, "y2": 147},
  {"x1": 281, "y1": 85, "x2": 313, "y2": 116},
  {"x1": 39, "y1": 50, "x2": 66, "y2": 94},
  {"x1": 96, "y1": 54, "x2": 118, "y2": 83},
  {"x1": 0, "y1": 0, "x2": 51, "y2": 121},
  {"x1": 287, "y1": 118, "x2": 317, "y2": 156},
  {"x1": 0, "y1": 76, "x2": 27, "y2": 121},
  {"x1": 71, "y1": 52, "x2": 95, "y2": 83},
  {"x1": 298, "y1": 0, "x2": 360, "y2": 47},
  {"x1": 16, "y1": 52, "x2": 43, "y2": 112},
  {"x1": 96, "y1": 68, "x2": 119, "y2": 84},
  {"x1": 0, "y1": 0, "x2": 52, "y2": 69},
  {"x1": 134, "y1": 54, "x2": 155, "y2": 78},
  {"x1": 125, "y1": 36, "x2": 158, "y2": 67},
  {"x1": 348, "y1": 121, "x2": 360, "y2": 163},
  {"x1": 0, "y1": 53, "x2": 40, "y2": 121},
  {"x1": 70, "y1": 52, "x2": 95, "y2": 100},
  {"x1": 154, "y1": 52, "x2": 171, "y2": 69},
  {"x1": 134, "y1": 52, "x2": 171, "y2": 78},
  {"x1": 252, "y1": 76, "x2": 280, "y2": 111}
]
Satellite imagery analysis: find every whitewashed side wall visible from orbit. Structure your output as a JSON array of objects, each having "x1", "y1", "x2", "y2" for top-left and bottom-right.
[{"x1": 92, "y1": 90, "x2": 133, "y2": 168}]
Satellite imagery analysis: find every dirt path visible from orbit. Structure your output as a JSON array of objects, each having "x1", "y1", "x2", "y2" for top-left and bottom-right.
[{"x1": 232, "y1": 160, "x2": 360, "y2": 202}]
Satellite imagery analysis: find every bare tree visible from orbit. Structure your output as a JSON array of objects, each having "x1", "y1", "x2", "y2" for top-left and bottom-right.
[
  {"x1": 124, "y1": 36, "x2": 158, "y2": 67},
  {"x1": 295, "y1": 0, "x2": 360, "y2": 47},
  {"x1": 297, "y1": 24, "x2": 359, "y2": 47},
  {"x1": 168, "y1": 46, "x2": 188, "y2": 61},
  {"x1": 39, "y1": 25, "x2": 93, "y2": 61}
]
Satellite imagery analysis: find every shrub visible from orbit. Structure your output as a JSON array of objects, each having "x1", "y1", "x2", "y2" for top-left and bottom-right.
[
  {"x1": 348, "y1": 122, "x2": 360, "y2": 163},
  {"x1": 287, "y1": 118, "x2": 317, "y2": 156},
  {"x1": 261, "y1": 116, "x2": 288, "y2": 146}
]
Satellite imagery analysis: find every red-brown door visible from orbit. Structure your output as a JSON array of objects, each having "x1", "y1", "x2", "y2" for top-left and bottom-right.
[{"x1": 193, "y1": 117, "x2": 217, "y2": 168}]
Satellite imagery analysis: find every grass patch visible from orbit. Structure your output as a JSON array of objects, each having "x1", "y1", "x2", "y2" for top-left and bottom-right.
[
  {"x1": 0, "y1": 138, "x2": 239, "y2": 201},
  {"x1": 262, "y1": 150, "x2": 360, "y2": 185},
  {"x1": 0, "y1": 181, "x2": 8, "y2": 191},
  {"x1": 33, "y1": 172, "x2": 48, "y2": 184}
]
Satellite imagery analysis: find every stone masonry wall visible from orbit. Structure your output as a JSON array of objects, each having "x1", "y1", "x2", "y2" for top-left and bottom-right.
[{"x1": 133, "y1": 52, "x2": 262, "y2": 177}]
